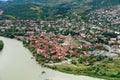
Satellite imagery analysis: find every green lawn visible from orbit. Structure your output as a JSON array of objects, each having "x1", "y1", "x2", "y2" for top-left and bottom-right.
[
  {"x1": 76, "y1": 63, "x2": 84, "y2": 67},
  {"x1": 74, "y1": 41, "x2": 85, "y2": 45}
]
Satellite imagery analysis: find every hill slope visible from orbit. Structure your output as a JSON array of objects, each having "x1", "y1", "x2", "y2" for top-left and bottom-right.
[{"x1": 0, "y1": 0, "x2": 120, "y2": 20}]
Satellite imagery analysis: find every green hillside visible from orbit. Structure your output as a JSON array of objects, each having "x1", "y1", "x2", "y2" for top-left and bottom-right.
[{"x1": 0, "y1": 0, "x2": 120, "y2": 20}]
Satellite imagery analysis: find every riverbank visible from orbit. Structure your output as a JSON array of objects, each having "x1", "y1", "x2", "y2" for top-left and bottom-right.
[
  {"x1": 47, "y1": 61, "x2": 120, "y2": 80},
  {"x1": 22, "y1": 37, "x2": 120, "y2": 80},
  {"x1": 1, "y1": 35, "x2": 120, "y2": 80},
  {"x1": 0, "y1": 36, "x2": 101, "y2": 80},
  {"x1": 0, "y1": 40, "x2": 4, "y2": 50}
]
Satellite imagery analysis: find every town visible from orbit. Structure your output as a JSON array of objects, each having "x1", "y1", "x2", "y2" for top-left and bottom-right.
[{"x1": 0, "y1": 7, "x2": 120, "y2": 79}]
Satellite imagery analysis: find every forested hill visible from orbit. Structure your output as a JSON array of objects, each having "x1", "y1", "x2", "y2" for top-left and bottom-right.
[
  {"x1": 11, "y1": 0, "x2": 120, "y2": 6},
  {"x1": 0, "y1": 0, "x2": 120, "y2": 20},
  {"x1": 12, "y1": 0, "x2": 73, "y2": 3},
  {"x1": 88, "y1": 0, "x2": 120, "y2": 9}
]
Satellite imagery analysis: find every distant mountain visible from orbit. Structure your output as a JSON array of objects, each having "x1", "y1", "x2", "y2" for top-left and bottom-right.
[{"x1": 0, "y1": 0, "x2": 120, "y2": 20}]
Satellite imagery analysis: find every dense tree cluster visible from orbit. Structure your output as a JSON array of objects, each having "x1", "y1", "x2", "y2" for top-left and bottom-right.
[{"x1": 0, "y1": 40, "x2": 4, "y2": 50}]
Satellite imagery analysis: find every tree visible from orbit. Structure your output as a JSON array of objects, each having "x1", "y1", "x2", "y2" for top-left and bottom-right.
[
  {"x1": 0, "y1": 40, "x2": 4, "y2": 50},
  {"x1": 116, "y1": 71, "x2": 120, "y2": 78},
  {"x1": 31, "y1": 6, "x2": 42, "y2": 22}
]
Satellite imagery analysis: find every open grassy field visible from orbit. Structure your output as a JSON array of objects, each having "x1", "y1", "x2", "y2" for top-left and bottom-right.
[{"x1": 48, "y1": 59, "x2": 120, "y2": 80}]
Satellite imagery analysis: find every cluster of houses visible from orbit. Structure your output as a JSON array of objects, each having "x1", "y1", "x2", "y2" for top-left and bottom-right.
[
  {"x1": 26, "y1": 32, "x2": 87, "y2": 62},
  {"x1": 89, "y1": 8, "x2": 120, "y2": 31},
  {"x1": 0, "y1": 7, "x2": 120, "y2": 63},
  {"x1": 88, "y1": 8, "x2": 120, "y2": 50}
]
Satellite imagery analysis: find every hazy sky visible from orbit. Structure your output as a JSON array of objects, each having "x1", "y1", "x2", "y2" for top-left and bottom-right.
[{"x1": 0, "y1": 0, "x2": 8, "y2": 1}]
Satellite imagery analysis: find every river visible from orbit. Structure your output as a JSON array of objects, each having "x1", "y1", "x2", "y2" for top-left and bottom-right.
[{"x1": 0, "y1": 37, "x2": 102, "y2": 80}]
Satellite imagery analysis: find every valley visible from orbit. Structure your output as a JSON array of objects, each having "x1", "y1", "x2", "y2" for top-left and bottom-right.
[{"x1": 0, "y1": 0, "x2": 120, "y2": 80}]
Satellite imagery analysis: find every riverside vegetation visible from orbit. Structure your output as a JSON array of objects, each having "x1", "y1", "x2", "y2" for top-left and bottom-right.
[{"x1": 0, "y1": 40, "x2": 4, "y2": 50}]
